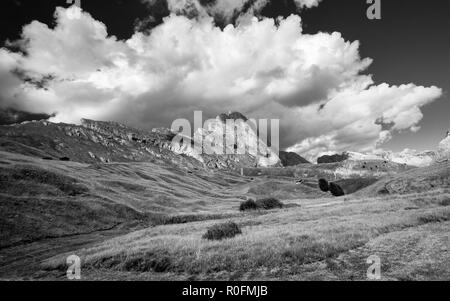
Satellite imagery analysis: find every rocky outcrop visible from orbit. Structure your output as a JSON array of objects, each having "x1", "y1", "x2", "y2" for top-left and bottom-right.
[
  {"x1": 318, "y1": 150, "x2": 435, "y2": 168},
  {"x1": 381, "y1": 150, "x2": 436, "y2": 167},
  {"x1": 279, "y1": 151, "x2": 310, "y2": 166},
  {"x1": 0, "y1": 112, "x2": 281, "y2": 171},
  {"x1": 0, "y1": 120, "x2": 203, "y2": 169},
  {"x1": 437, "y1": 130, "x2": 450, "y2": 162},
  {"x1": 194, "y1": 112, "x2": 281, "y2": 169}
]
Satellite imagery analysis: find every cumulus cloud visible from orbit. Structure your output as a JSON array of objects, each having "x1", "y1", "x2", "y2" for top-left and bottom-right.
[
  {"x1": 0, "y1": 6, "x2": 442, "y2": 160},
  {"x1": 141, "y1": 0, "x2": 322, "y2": 24}
]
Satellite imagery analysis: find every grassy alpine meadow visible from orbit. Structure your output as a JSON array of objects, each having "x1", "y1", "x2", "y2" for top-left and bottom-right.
[
  {"x1": 41, "y1": 189, "x2": 450, "y2": 281},
  {"x1": 1, "y1": 151, "x2": 449, "y2": 281}
]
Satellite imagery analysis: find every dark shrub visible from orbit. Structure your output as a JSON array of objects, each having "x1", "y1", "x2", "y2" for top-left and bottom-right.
[
  {"x1": 378, "y1": 187, "x2": 390, "y2": 195},
  {"x1": 440, "y1": 198, "x2": 450, "y2": 207},
  {"x1": 59, "y1": 157, "x2": 70, "y2": 161},
  {"x1": 256, "y1": 198, "x2": 284, "y2": 210},
  {"x1": 329, "y1": 182, "x2": 345, "y2": 197},
  {"x1": 202, "y1": 222, "x2": 242, "y2": 241},
  {"x1": 240, "y1": 199, "x2": 258, "y2": 211},
  {"x1": 240, "y1": 198, "x2": 284, "y2": 211},
  {"x1": 318, "y1": 179, "x2": 329, "y2": 192}
]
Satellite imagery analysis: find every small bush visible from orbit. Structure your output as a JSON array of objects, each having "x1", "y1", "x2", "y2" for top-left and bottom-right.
[
  {"x1": 329, "y1": 182, "x2": 345, "y2": 197},
  {"x1": 256, "y1": 198, "x2": 284, "y2": 210},
  {"x1": 239, "y1": 198, "x2": 284, "y2": 211},
  {"x1": 318, "y1": 179, "x2": 329, "y2": 192},
  {"x1": 202, "y1": 222, "x2": 242, "y2": 241},
  {"x1": 240, "y1": 199, "x2": 258, "y2": 211},
  {"x1": 439, "y1": 198, "x2": 450, "y2": 207}
]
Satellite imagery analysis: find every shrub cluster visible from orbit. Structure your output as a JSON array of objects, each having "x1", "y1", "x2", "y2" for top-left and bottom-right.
[
  {"x1": 329, "y1": 182, "x2": 345, "y2": 197},
  {"x1": 239, "y1": 199, "x2": 259, "y2": 211},
  {"x1": 239, "y1": 198, "x2": 284, "y2": 211},
  {"x1": 202, "y1": 222, "x2": 242, "y2": 241},
  {"x1": 317, "y1": 179, "x2": 346, "y2": 197},
  {"x1": 318, "y1": 179, "x2": 329, "y2": 192},
  {"x1": 257, "y1": 198, "x2": 284, "y2": 210}
]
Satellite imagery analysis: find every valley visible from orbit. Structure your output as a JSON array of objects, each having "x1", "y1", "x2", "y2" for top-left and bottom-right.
[{"x1": 0, "y1": 118, "x2": 449, "y2": 281}]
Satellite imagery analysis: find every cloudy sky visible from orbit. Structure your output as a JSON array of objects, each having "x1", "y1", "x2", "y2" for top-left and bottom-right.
[{"x1": 0, "y1": 0, "x2": 448, "y2": 160}]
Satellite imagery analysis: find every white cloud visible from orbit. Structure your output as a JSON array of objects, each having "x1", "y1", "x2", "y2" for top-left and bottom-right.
[
  {"x1": 142, "y1": 0, "x2": 322, "y2": 23},
  {"x1": 0, "y1": 6, "x2": 442, "y2": 160}
]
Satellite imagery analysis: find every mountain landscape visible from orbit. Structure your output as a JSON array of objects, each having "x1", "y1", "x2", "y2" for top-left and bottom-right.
[{"x1": 0, "y1": 114, "x2": 449, "y2": 280}]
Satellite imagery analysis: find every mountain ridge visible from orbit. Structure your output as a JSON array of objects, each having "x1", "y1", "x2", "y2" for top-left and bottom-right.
[{"x1": 0, "y1": 113, "x2": 282, "y2": 171}]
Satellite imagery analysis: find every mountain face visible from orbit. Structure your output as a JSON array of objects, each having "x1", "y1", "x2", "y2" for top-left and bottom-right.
[
  {"x1": 437, "y1": 130, "x2": 450, "y2": 162},
  {"x1": 0, "y1": 119, "x2": 203, "y2": 169},
  {"x1": 0, "y1": 112, "x2": 281, "y2": 170},
  {"x1": 279, "y1": 151, "x2": 310, "y2": 166},
  {"x1": 194, "y1": 113, "x2": 281, "y2": 169}
]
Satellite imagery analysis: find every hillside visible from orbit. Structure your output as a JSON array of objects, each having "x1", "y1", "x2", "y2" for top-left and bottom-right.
[
  {"x1": 279, "y1": 151, "x2": 310, "y2": 166},
  {"x1": 357, "y1": 161, "x2": 450, "y2": 197},
  {"x1": 0, "y1": 148, "x2": 323, "y2": 250},
  {"x1": 38, "y1": 183, "x2": 450, "y2": 281},
  {"x1": 0, "y1": 113, "x2": 281, "y2": 171},
  {"x1": 1, "y1": 148, "x2": 450, "y2": 280},
  {"x1": 1, "y1": 119, "x2": 449, "y2": 281},
  {"x1": 318, "y1": 150, "x2": 437, "y2": 168}
]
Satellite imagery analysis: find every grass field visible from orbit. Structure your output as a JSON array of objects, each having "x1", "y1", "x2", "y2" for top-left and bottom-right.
[{"x1": 0, "y1": 150, "x2": 449, "y2": 280}]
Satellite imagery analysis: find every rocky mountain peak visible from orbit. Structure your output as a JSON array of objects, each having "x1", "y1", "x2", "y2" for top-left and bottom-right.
[
  {"x1": 437, "y1": 129, "x2": 450, "y2": 162},
  {"x1": 196, "y1": 112, "x2": 281, "y2": 168}
]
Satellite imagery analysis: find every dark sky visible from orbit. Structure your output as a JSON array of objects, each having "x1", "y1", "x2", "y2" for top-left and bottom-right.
[
  {"x1": 300, "y1": 0, "x2": 450, "y2": 151},
  {"x1": 0, "y1": 0, "x2": 449, "y2": 151}
]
